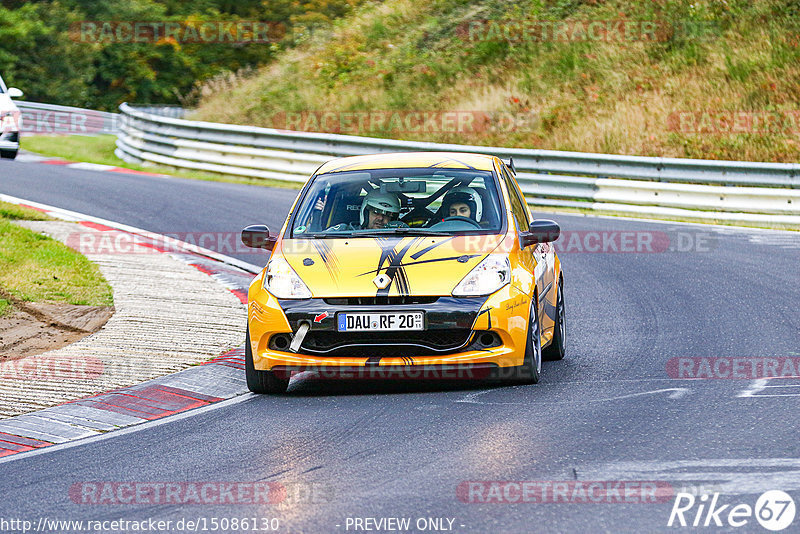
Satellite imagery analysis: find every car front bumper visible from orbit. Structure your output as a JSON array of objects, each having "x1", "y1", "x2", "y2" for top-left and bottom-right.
[{"x1": 247, "y1": 273, "x2": 532, "y2": 375}]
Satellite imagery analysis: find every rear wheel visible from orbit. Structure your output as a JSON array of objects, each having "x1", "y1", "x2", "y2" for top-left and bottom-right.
[
  {"x1": 543, "y1": 277, "x2": 565, "y2": 361},
  {"x1": 245, "y1": 328, "x2": 289, "y2": 394},
  {"x1": 0, "y1": 150, "x2": 17, "y2": 160}
]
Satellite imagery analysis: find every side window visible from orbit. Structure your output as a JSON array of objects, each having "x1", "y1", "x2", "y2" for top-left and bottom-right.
[{"x1": 501, "y1": 166, "x2": 529, "y2": 229}]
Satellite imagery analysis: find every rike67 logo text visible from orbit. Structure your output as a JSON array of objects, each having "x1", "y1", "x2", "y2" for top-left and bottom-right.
[{"x1": 668, "y1": 490, "x2": 796, "y2": 531}]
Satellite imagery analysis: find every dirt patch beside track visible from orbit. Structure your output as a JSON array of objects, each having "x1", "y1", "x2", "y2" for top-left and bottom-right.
[{"x1": 0, "y1": 300, "x2": 113, "y2": 360}]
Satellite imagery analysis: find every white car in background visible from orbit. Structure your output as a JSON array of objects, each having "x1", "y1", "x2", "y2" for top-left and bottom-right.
[{"x1": 0, "y1": 74, "x2": 23, "y2": 160}]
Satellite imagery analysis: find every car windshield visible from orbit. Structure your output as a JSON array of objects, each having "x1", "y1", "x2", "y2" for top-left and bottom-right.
[{"x1": 290, "y1": 168, "x2": 504, "y2": 237}]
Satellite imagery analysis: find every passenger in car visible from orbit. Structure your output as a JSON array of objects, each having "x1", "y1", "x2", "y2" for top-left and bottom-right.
[{"x1": 442, "y1": 187, "x2": 483, "y2": 222}]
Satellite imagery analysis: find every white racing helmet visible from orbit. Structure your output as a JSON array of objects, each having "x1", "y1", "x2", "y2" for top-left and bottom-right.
[
  {"x1": 360, "y1": 189, "x2": 401, "y2": 226},
  {"x1": 442, "y1": 186, "x2": 483, "y2": 222}
]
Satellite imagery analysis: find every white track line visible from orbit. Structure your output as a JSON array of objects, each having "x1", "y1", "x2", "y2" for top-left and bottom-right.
[
  {"x1": 0, "y1": 394, "x2": 256, "y2": 465},
  {"x1": 0, "y1": 193, "x2": 261, "y2": 274}
]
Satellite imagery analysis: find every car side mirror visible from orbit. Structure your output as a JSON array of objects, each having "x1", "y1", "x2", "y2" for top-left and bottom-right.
[
  {"x1": 7, "y1": 88, "x2": 23, "y2": 98},
  {"x1": 520, "y1": 220, "x2": 560, "y2": 248},
  {"x1": 241, "y1": 224, "x2": 276, "y2": 250}
]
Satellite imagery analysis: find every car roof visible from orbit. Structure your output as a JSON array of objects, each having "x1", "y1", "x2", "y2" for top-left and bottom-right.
[{"x1": 315, "y1": 152, "x2": 500, "y2": 175}]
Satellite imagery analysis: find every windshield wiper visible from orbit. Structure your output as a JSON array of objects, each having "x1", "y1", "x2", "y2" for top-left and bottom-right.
[
  {"x1": 297, "y1": 229, "x2": 451, "y2": 238},
  {"x1": 297, "y1": 231, "x2": 357, "y2": 238},
  {"x1": 358, "y1": 228, "x2": 451, "y2": 237}
]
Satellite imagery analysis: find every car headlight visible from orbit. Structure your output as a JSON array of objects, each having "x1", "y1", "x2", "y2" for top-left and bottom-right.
[
  {"x1": 452, "y1": 254, "x2": 511, "y2": 297},
  {"x1": 263, "y1": 257, "x2": 312, "y2": 299}
]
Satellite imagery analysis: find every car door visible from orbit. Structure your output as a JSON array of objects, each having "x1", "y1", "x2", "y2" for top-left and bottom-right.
[
  {"x1": 501, "y1": 165, "x2": 556, "y2": 336},
  {"x1": 499, "y1": 163, "x2": 534, "y2": 294}
]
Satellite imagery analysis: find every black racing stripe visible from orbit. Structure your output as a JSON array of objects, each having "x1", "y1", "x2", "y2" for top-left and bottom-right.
[
  {"x1": 326, "y1": 242, "x2": 342, "y2": 272},
  {"x1": 375, "y1": 237, "x2": 401, "y2": 270},
  {"x1": 430, "y1": 157, "x2": 478, "y2": 170},
  {"x1": 375, "y1": 237, "x2": 420, "y2": 296},
  {"x1": 410, "y1": 236, "x2": 455, "y2": 260},
  {"x1": 401, "y1": 254, "x2": 482, "y2": 268},
  {"x1": 373, "y1": 236, "x2": 401, "y2": 296},
  {"x1": 357, "y1": 254, "x2": 482, "y2": 278},
  {"x1": 394, "y1": 263, "x2": 410, "y2": 295},
  {"x1": 312, "y1": 240, "x2": 340, "y2": 281},
  {"x1": 379, "y1": 248, "x2": 400, "y2": 296},
  {"x1": 395, "y1": 237, "x2": 423, "y2": 295}
]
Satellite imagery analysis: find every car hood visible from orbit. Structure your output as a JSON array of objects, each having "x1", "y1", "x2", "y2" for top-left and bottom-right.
[{"x1": 280, "y1": 234, "x2": 505, "y2": 297}]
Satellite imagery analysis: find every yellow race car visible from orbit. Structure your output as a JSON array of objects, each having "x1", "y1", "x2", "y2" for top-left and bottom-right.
[{"x1": 241, "y1": 152, "x2": 564, "y2": 393}]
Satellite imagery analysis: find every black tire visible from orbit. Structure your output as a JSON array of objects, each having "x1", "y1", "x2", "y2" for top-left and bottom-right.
[
  {"x1": 245, "y1": 328, "x2": 289, "y2": 394},
  {"x1": 543, "y1": 277, "x2": 566, "y2": 361},
  {"x1": 0, "y1": 150, "x2": 17, "y2": 160},
  {"x1": 497, "y1": 296, "x2": 541, "y2": 384}
]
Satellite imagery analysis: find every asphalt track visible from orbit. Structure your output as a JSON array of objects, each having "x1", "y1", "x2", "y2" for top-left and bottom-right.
[{"x1": 2, "y1": 159, "x2": 800, "y2": 533}]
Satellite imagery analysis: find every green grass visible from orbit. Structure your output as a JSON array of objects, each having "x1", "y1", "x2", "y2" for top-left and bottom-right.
[
  {"x1": 189, "y1": 0, "x2": 800, "y2": 163},
  {"x1": 22, "y1": 135, "x2": 302, "y2": 190},
  {"x1": 0, "y1": 201, "x2": 113, "y2": 307},
  {"x1": 0, "y1": 202, "x2": 52, "y2": 221},
  {"x1": 0, "y1": 298, "x2": 10, "y2": 317},
  {"x1": 23, "y1": 135, "x2": 122, "y2": 167}
]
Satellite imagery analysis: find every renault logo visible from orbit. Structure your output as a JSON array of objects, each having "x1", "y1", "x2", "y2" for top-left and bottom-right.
[{"x1": 373, "y1": 273, "x2": 391, "y2": 289}]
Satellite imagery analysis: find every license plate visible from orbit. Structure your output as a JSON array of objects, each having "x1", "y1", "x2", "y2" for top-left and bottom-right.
[{"x1": 337, "y1": 312, "x2": 424, "y2": 332}]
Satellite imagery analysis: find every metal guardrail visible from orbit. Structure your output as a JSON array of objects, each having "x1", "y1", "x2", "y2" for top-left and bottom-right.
[
  {"x1": 126, "y1": 105, "x2": 187, "y2": 119},
  {"x1": 16, "y1": 101, "x2": 120, "y2": 136},
  {"x1": 116, "y1": 103, "x2": 800, "y2": 227}
]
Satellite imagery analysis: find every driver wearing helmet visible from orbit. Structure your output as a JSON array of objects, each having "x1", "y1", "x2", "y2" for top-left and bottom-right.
[
  {"x1": 441, "y1": 187, "x2": 482, "y2": 223},
  {"x1": 326, "y1": 189, "x2": 408, "y2": 231}
]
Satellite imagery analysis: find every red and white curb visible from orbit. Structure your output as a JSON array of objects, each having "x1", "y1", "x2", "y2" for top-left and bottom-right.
[
  {"x1": 0, "y1": 347, "x2": 247, "y2": 457},
  {"x1": 0, "y1": 195, "x2": 262, "y2": 461},
  {"x1": 15, "y1": 151, "x2": 170, "y2": 178}
]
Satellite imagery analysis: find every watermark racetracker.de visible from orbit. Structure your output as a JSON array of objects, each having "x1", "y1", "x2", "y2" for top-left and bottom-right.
[
  {"x1": 458, "y1": 20, "x2": 667, "y2": 43},
  {"x1": 69, "y1": 481, "x2": 332, "y2": 505},
  {"x1": 457, "y1": 19, "x2": 721, "y2": 43},
  {"x1": 64, "y1": 230, "x2": 717, "y2": 256},
  {"x1": 70, "y1": 21, "x2": 286, "y2": 44},
  {"x1": 457, "y1": 480, "x2": 674, "y2": 503},
  {"x1": 667, "y1": 357, "x2": 800, "y2": 379},
  {"x1": 2, "y1": 109, "x2": 117, "y2": 136},
  {"x1": 0, "y1": 354, "x2": 104, "y2": 381},
  {"x1": 668, "y1": 110, "x2": 800, "y2": 135},
  {"x1": 270, "y1": 110, "x2": 538, "y2": 135}
]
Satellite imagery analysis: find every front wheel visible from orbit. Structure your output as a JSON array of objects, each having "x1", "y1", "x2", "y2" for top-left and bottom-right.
[
  {"x1": 542, "y1": 278, "x2": 565, "y2": 361},
  {"x1": 245, "y1": 329, "x2": 289, "y2": 394},
  {"x1": 0, "y1": 150, "x2": 17, "y2": 160},
  {"x1": 497, "y1": 297, "x2": 541, "y2": 384}
]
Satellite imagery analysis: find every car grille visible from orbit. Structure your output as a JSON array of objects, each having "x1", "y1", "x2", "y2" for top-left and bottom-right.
[
  {"x1": 323, "y1": 296, "x2": 439, "y2": 306},
  {"x1": 300, "y1": 329, "x2": 471, "y2": 357}
]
